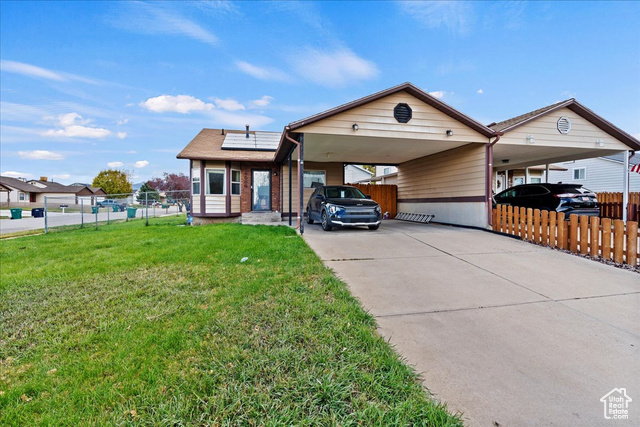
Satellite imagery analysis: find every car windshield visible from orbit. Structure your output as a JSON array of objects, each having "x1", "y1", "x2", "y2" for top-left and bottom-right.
[{"x1": 324, "y1": 186, "x2": 366, "y2": 199}]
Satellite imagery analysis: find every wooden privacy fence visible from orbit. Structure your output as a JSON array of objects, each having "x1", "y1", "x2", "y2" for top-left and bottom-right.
[
  {"x1": 493, "y1": 205, "x2": 639, "y2": 267},
  {"x1": 597, "y1": 192, "x2": 640, "y2": 221},
  {"x1": 351, "y1": 184, "x2": 397, "y2": 219}
]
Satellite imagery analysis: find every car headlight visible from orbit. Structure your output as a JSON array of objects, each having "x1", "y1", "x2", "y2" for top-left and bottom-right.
[
  {"x1": 374, "y1": 205, "x2": 381, "y2": 213},
  {"x1": 327, "y1": 204, "x2": 343, "y2": 214}
]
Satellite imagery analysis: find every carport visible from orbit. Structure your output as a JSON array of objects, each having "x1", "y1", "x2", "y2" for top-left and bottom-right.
[{"x1": 274, "y1": 83, "x2": 639, "y2": 232}]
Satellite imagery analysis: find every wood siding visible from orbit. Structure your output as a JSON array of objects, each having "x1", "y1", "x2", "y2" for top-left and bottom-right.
[
  {"x1": 192, "y1": 195, "x2": 201, "y2": 214},
  {"x1": 231, "y1": 195, "x2": 240, "y2": 212},
  {"x1": 499, "y1": 107, "x2": 629, "y2": 150},
  {"x1": 205, "y1": 196, "x2": 225, "y2": 213},
  {"x1": 547, "y1": 157, "x2": 640, "y2": 192},
  {"x1": 294, "y1": 92, "x2": 487, "y2": 143},
  {"x1": 398, "y1": 144, "x2": 486, "y2": 200},
  {"x1": 282, "y1": 162, "x2": 344, "y2": 214}
]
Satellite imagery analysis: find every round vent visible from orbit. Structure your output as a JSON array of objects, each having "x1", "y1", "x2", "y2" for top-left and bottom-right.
[
  {"x1": 394, "y1": 103, "x2": 412, "y2": 123},
  {"x1": 557, "y1": 117, "x2": 571, "y2": 134}
]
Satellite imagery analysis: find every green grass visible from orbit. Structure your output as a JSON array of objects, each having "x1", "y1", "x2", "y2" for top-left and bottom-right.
[{"x1": 0, "y1": 216, "x2": 462, "y2": 426}]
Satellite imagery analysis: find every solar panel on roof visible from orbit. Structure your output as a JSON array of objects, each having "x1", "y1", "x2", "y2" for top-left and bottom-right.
[{"x1": 221, "y1": 131, "x2": 281, "y2": 151}]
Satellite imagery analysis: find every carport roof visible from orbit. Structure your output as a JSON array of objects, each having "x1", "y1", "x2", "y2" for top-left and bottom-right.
[{"x1": 489, "y1": 98, "x2": 640, "y2": 150}]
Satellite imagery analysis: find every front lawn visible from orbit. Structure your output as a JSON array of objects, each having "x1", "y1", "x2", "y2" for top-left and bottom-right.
[{"x1": 0, "y1": 217, "x2": 461, "y2": 426}]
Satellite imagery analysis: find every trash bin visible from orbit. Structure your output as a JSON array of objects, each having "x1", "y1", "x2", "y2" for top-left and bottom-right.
[
  {"x1": 112, "y1": 205, "x2": 120, "y2": 212},
  {"x1": 10, "y1": 208, "x2": 22, "y2": 219},
  {"x1": 127, "y1": 207, "x2": 137, "y2": 219},
  {"x1": 92, "y1": 206, "x2": 99, "y2": 214},
  {"x1": 120, "y1": 205, "x2": 125, "y2": 212},
  {"x1": 31, "y1": 208, "x2": 44, "y2": 218}
]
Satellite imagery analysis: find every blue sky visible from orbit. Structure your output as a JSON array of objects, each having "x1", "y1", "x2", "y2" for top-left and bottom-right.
[{"x1": 1, "y1": 1, "x2": 639, "y2": 185}]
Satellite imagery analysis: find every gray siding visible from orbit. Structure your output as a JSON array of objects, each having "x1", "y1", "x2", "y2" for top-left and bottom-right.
[{"x1": 546, "y1": 157, "x2": 640, "y2": 192}]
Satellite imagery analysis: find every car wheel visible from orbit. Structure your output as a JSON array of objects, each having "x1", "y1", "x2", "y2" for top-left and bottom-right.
[
  {"x1": 321, "y1": 210, "x2": 332, "y2": 231},
  {"x1": 368, "y1": 224, "x2": 380, "y2": 231},
  {"x1": 306, "y1": 207, "x2": 314, "y2": 224}
]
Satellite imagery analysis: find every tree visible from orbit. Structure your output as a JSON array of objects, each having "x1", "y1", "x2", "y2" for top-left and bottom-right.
[
  {"x1": 148, "y1": 172, "x2": 190, "y2": 212},
  {"x1": 92, "y1": 169, "x2": 132, "y2": 195},
  {"x1": 137, "y1": 182, "x2": 160, "y2": 204},
  {"x1": 361, "y1": 165, "x2": 376, "y2": 174}
]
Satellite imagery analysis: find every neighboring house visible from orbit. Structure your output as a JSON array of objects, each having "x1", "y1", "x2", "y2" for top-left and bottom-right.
[
  {"x1": 0, "y1": 176, "x2": 107, "y2": 206},
  {"x1": 178, "y1": 83, "x2": 640, "y2": 229},
  {"x1": 493, "y1": 164, "x2": 568, "y2": 193},
  {"x1": 545, "y1": 153, "x2": 640, "y2": 192},
  {"x1": 371, "y1": 165, "x2": 399, "y2": 185},
  {"x1": 344, "y1": 165, "x2": 373, "y2": 184}
]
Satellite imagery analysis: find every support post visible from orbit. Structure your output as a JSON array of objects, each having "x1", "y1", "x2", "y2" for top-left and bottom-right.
[
  {"x1": 44, "y1": 196, "x2": 48, "y2": 234},
  {"x1": 525, "y1": 167, "x2": 530, "y2": 184},
  {"x1": 623, "y1": 150, "x2": 630, "y2": 222},
  {"x1": 288, "y1": 152, "x2": 292, "y2": 226},
  {"x1": 299, "y1": 134, "x2": 304, "y2": 234},
  {"x1": 545, "y1": 164, "x2": 550, "y2": 183}
]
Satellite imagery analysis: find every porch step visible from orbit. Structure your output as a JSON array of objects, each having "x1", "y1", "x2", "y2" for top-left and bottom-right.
[
  {"x1": 241, "y1": 211, "x2": 282, "y2": 225},
  {"x1": 395, "y1": 212, "x2": 435, "y2": 224}
]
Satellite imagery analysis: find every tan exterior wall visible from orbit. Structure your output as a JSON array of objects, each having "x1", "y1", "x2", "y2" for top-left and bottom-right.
[
  {"x1": 192, "y1": 195, "x2": 201, "y2": 214},
  {"x1": 294, "y1": 92, "x2": 488, "y2": 143},
  {"x1": 205, "y1": 196, "x2": 225, "y2": 213},
  {"x1": 398, "y1": 144, "x2": 486, "y2": 199},
  {"x1": 282, "y1": 161, "x2": 344, "y2": 215},
  {"x1": 499, "y1": 107, "x2": 629, "y2": 150}
]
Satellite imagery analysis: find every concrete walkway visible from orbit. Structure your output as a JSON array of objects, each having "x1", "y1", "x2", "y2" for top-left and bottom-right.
[{"x1": 303, "y1": 220, "x2": 639, "y2": 426}]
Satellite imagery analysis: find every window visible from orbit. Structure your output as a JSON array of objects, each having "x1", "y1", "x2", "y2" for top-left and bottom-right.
[
  {"x1": 573, "y1": 168, "x2": 586, "y2": 180},
  {"x1": 513, "y1": 177, "x2": 524, "y2": 186},
  {"x1": 383, "y1": 167, "x2": 391, "y2": 175},
  {"x1": 192, "y1": 174, "x2": 201, "y2": 195},
  {"x1": 19, "y1": 192, "x2": 25, "y2": 201},
  {"x1": 530, "y1": 177, "x2": 542, "y2": 184},
  {"x1": 303, "y1": 170, "x2": 326, "y2": 188},
  {"x1": 231, "y1": 170, "x2": 241, "y2": 195},
  {"x1": 206, "y1": 169, "x2": 225, "y2": 195}
]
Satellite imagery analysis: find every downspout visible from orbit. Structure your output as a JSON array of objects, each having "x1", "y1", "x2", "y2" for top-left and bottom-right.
[
  {"x1": 284, "y1": 130, "x2": 302, "y2": 231},
  {"x1": 623, "y1": 151, "x2": 635, "y2": 222},
  {"x1": 487, "y1": 133, "x2": 502, "y2": 227}
]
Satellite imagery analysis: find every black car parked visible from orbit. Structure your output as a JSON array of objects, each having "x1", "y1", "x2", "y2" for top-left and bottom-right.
[
  {"x1": 493, "y1": 183, "x2": 599, "y2": 216},
  {"x1": 306, "y1": 185, "x2": 382, "y2": 231}
]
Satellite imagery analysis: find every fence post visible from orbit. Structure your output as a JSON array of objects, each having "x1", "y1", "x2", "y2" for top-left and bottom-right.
[
  {"x1": 626, "y1": 221, "x2": 638, "y2": 267},
  {"x1": 81, "y1": 199, "x2": 84, "y2": 229},
  {"x1": 557, "y1": 212, "x2": 566, "y2": 249},
  {"x1": 514, "y1": 207, "x2": 520, "y2": 238},
  {"x1": 569, "y1": 214, "x2": 578, "y2": 253},
  {"x1": 602, "y1": 218, "x2": 612, "y2": 260},
  {"x1": 613, "y1": 220, "x2": 624, "y2": 264},
  {"x1": 495, "y1": 205, "x2": 501, "y2": 231},
  {"x1": 549, "y1": 211, "x2": 557, "y2": 247},
  {"x1": 44, "y1": 196, "x2": 48, "y2": 234},
  {"x1": 590, "y1": 216, "x2": 600, "y2": 258},
  {"x1": 520, "y1": 207, "x2": 526, "y2": 240},
  {"x1": 507, "y1": 205, "x2": 513, "y2": 235},
  {"x1": 526, "y1": 208, "x2": 533, "y2": 241},
  {"x1": 95, "y1": 203, "x2": 98, "y2": 230},
  {"x1": 541, "y1": 210, "x2": 548, "y2": 245},
  {"x1": 533, "y1": 209, "x2": 541, "y2": 243},
  {"x1": 579, "y1": 215, "x2": 589, "y2": 255},
  {"x1": 145, "y1": 192, "x2": 149, "y2": 226}
]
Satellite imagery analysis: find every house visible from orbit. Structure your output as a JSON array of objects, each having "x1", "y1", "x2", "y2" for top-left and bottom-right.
[
  {"x1": 0, "y1": 176, "x2": 107, "y2": 206},
  {"x1": 344, "y1": 165, "x2": 373, "y2": 184},
  {"x1": 178, "y1": 83, "x2": 640, "y2": 230},
  {"x1": 544, "y1": 153, "x2": 640, "y2": 192}
]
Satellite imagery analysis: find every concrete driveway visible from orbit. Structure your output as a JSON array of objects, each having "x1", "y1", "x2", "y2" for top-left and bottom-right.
[{"x1": 303, "y1": 220, "x2": 639, "y2": 426}]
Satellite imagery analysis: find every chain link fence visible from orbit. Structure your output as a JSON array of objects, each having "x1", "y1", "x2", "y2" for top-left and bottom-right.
[{"x1": 42, "y1": 191, "x2": 190, "y2": 233}]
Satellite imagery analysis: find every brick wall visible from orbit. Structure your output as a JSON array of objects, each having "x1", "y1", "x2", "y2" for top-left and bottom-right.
[{"x1": 240, "y1": 162, "x2": 281, "y2": 213}]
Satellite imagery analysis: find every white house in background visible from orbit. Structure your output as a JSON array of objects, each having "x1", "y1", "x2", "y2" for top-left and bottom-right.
[
  {"x1": 344, "y1": 164, "x2": 373, "y2": 184},
  {"x1": 545, "y1": 153, "x2": 640, "y2": 192},
  {"x1": 370, "y1": 165, "x2": 398, "y2": 185},
  {"x1": 0, "y1": 176, "x2": 107, "y2": 205}
]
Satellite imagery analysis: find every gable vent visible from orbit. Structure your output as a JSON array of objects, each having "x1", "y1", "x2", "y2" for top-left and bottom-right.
[
  {"x1": 557, "y1": 117, "x2": 571, "y2": 134},
  {"x1": 394, "y1": 103, "x2": 412, "y2": 123}
]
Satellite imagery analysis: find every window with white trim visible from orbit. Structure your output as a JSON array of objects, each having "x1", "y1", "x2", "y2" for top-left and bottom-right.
[
  {"x1": 192, "y1": 173, "x2": 201, "y2": 195},
  {"x1": 206, "y1": 169, "x2": 225, "y2": 195},
  {"x1": 573, "y1": 168, "x2": 586, "y2": 180},
  {"x1": 303, "y1": 170, "x2": 326, "y2": 188},
  {"x1": 19, "y1": 192, "x2": 25, "y2": 201},
  {"x1": 231, "y1": 170, "x2": 241, "y2": 195},
  {"x1": 531, "y1": 177, "x2": 542, "y2": 183}
]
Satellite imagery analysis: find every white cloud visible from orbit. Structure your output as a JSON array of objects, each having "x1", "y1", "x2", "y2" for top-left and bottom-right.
[
  {"x1": 107, "y1": 161, "x2": 124, "y2": 168},
  {"x1": 18, "y1": 150, "x2": 64, "y2": 160},
  {"x1": 292, "y1": 48, "x2": 378, "y2": 87},
  {"x1": 214, "y1": 98, "x2": 245, "y2": 111},
  {"x1": 51, "y1": 173, "x2": 71, "y2": 180},
  {"x1": 117, "y1": 132, "x2": 127, "y2": 139},
  {"x1": 477, "y1": 89, "x2": 484, "y2": 94},
  {"x1": 141, "y1": 95, "x2": 214, "y2": 114},
  {"x1": 235, "y1": 61, "x2": 291, "y2": 82},
  {"x1": 249, "y1": 95, "x2": 274, "y2": 109},
  {"x1": 399, "y1": 1, "x2": 474, "y2": 35},
  {"x1": 428, "y1": 91, "x2": 447, "y2": 99},
  {"x1": 210, "y1": 110, "x2": 274, "y2": 128},
  {"x1": 117, "y1": 118, "x2": 129, "y2": 125},
  {"x1": 134, "y1": 160, "x2": 150, "y2": 168},
  {"x1": 110, "y1": 2, "x2": 218, "y2": 46},
  {"x1": 42, "y1": 113, "x2": 112, "y2": 139},
  {"x1": 0, "y1": 60, "x2": 99, "y2": 84},
  {"x1": 1, "y1": 170, "x2": 33, "y2": 179}
]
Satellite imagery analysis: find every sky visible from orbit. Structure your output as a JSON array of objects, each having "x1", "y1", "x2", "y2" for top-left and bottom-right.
[{"x1": 1, "y1": 1, "x2": 639, "y2": 185}]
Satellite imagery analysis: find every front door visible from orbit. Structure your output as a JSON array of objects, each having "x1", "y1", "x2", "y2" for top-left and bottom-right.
[{"x1": 252, "y1": 170, "x2": 271, "y2": 211}]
